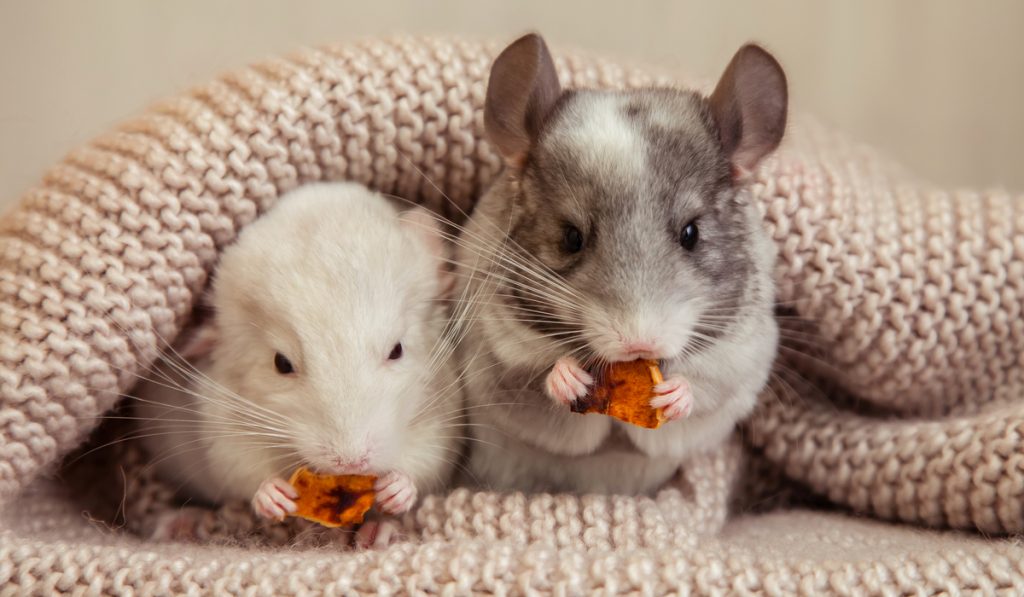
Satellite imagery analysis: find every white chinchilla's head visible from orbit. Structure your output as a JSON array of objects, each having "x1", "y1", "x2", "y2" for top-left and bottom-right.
[{"x1": 193, "y1": 183, "x2": 453, "y2": 477}]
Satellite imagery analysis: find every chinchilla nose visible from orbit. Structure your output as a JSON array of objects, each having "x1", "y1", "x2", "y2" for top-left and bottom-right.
[
  {"x1": 616, "y1": 339, "x2": 666, "y2": 361},
  {"x1": 322, "y1": 452, "x2": 371, "y2": 475}
]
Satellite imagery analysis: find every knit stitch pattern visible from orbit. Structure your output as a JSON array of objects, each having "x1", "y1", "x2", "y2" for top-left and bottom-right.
[{"x1": 1, "y1": 37, "x2": 1023, "y2": 593}]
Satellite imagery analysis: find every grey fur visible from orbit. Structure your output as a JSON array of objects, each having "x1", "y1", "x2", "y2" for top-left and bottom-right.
[{"x1": 455, "y1": 40, "x2": 783, "y2": 494}]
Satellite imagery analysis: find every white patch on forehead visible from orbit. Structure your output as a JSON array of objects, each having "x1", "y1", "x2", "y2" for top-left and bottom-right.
[
  {"x1": 647, "y1": 99, "x2": 700, "y2": 132},
  {"x1": 556, "y1": 94, "x2": 646, "y2": 182}
]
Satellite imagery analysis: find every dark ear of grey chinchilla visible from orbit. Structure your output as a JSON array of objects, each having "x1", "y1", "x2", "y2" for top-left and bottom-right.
[
  {"x1": 484, "y1": 33, "x2": 562, "y2": 167},
  {"x1": 708, "y1": 43, "x2": 789, "y2": 178}
]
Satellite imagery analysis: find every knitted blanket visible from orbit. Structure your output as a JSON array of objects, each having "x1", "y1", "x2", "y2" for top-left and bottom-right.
[{"x1": 2, "y1": 36, "x2": 1023, "y2": 594}]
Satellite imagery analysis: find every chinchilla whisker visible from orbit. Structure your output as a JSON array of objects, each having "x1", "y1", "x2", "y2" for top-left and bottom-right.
[
  {"x1": 111, "y1": 316, "x2": 305, "y2": 433},
  {"x1": 421, "y1": 215, "x2": 588, "y2": 308},
  {"x1": 683, "y1": 331, "x2": 717, "y2": 350},
  {"x1": 446, "y1": 260, "x2": 585, "y2": 315},
  {"x1": 578, "y1": 351, "x2": 608, "y2": 376},
  {"x1": 451, "y1": 316, "x2": 580, "y2": 327},
  {"x1": 432, "y1": 449, "x2": 476, "y2": 476},
  {"x1": 419, "y1": 355, "x2": 485, "y2": 414},
  {"x1": 446, "y1": 290, "x2": 588, "y2": 321},
  {"x1": 773, "y1": 344, "x2": 844, "y2": 378},
  {"x1": 99, "y1": 319, "x2": 302, "y2": 433},
  {"x1": 409, "y1": 441, "x2": 477, "y2": 486},
  {"x1": 696, "y1": 313, "x2": 823, "y2": 346},
  {"x1": 453, "y1": 246, "x2": 587, "y2": 309},
  {"x1": 430, "y1": 434, "x2": 504, "y2": 450},
  {"x1": 769, "y1": 328, "x2": 828, "y2": 347},
  {"x1": 385, "y1": 185, "x2": 589, "y2": 305},
  {"x1": 413, "y1": 405, "x2": 516, "y2": 430},
  {"x1": 437, "y1": 295, "x2": 585, "y2": 321},
  {"x1": 91, "y1": 413, "x2": 293, "y2": 440},
  {"x1": 272, "y1": 457, "x2": 307, "y2": 482},
  {"x1": 447, "y1": 274, "x2": 584, "y2": 316},
  {"x1": 424, "y1": 419, "x2": 497, "y2": 431},
  {"x1": 424, "y1": 266, "x2": 495, "y2": 376},
  {"x1": 403, "y1": 211, "x2": 554, "y2": 288},
  {"x1": 432, "y1": 402, "x2": 524, "y2": 414},
  {"x1": 151, "y1": 376, "x2": 287, "y2": 429},
  {"x1": 436, "y1": 305, "x2": 585, "y2": 328},
  {"x1": 159, "y1": 353, "x2": 302, "y2": 430},
  {"x1": 81, "y1": 366, "x2": 293, "y2": 436},
  {"x1": 417, "y1": 331, "x2": 584, "y2": 420},
  {"x1": 162, "y1": 374, "x2": 296, "y2": 432},
  {"x1": 95, "y1": 303, "x2": 274, "y2": 434},
  {"x1": 65, "y1": 427, "x2": 285, "y2": 469},
  {"x1": 143, "y1": 442, "x2": 295, "y2": 491},
  {"x1": 465, "y1": 220, "x2": 589, "y2": 302},
  {"x1": 424, "y1": 284, "x2": 588, "y2": 388},
  {"x1": 417, "y1": 343, "x2": 526, "y2": 419},
  {"x1": 102, "y1": 315, "x2": 292, "y2": 428}
]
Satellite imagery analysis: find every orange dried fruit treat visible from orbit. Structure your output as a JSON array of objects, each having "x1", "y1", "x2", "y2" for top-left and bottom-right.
[
  {"x1": 570, "y1": 359, "x2": 667, "y2": 429},
  {"x1": 287, "y1": 467, "x2": 376, "y2": 528}
]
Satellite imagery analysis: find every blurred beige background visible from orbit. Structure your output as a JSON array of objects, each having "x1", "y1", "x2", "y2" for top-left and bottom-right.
[{"x1": 1, "y1": 0, "x2": 1022, "y2": 209}]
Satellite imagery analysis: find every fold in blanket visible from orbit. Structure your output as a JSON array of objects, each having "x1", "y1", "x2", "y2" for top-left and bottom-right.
[{"x1": 0, "y1": 36, "x2": 1022, "y2": 593}]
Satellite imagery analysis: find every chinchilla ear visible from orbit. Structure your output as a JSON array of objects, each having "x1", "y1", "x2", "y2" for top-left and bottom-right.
[
  {"x1": 708, "y1": 43, "x2": 788, "y2": 179},
  {"x1": 398, "y1": 206, "x2": 455, "y2": 299},
  {"x1": 484, "y1": 33, "x2": 562, "y2": 168},
  {"x1": 178, "y1": 322, "x2": 218, "y2": 361},
  {"x1": 175, "y1": 290, "x2": 219, "y2": 360}
]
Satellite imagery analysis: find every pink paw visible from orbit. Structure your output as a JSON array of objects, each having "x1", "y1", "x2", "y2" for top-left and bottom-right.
[
  {"x1": 251, "y1": 476, "x2": 298, "y2": 521},
  {"x1": 544, "y1": 356, "x2": 593, "y2": 406},
  {"x1": 354, "y1": 519, "x2": 403, "y2": 549},
  {"x1": 375, "y1": 471, "x2": 418, "y2": 515},
  {"x1": 650, "y1": 375, "x2": 693, "y2": 421}
]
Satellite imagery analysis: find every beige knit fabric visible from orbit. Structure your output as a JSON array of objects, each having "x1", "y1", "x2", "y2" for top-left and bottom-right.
[
  {"x1": 3, "y1": 476, "x2": 1024, "y2": 595},
  {"x1": 1, "y1": 36, "x2": 1023, "y2": 593}
]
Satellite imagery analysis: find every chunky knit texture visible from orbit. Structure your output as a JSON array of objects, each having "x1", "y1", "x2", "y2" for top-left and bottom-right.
[
  {"x1": 1, "y1": 36, "x2": 1023, "y2": 593},
  {"x1": 4, "y1": 476, "x2": 1024, "y2": 595}
]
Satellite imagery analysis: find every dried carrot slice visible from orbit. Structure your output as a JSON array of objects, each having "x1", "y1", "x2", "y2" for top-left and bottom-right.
[
  {"x1": 287, "y1": 467, "x2": 376, "y2": 528},
  {"x1": 570, "y1": 359, "x2": 667, "y2": 429}
]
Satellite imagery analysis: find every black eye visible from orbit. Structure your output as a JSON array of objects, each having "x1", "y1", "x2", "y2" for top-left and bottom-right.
[
  {"x1": 274, "y1": 352, "x2": 295, "y2": 375},
  {"x1": 562, "y1": 224, "x2": 584, "y2": 254},
  {"x1": 680, "y1": 220, "x2": 699, "y2": 251},
  {"x1": 388, "y1": 343, "x2": 403, "y2": 360}
]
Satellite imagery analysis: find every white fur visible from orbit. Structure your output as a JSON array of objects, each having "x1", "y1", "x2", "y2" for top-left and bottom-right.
[
  {"x1": 135, "y1": 182, "x2": 461, "y2": 521},
  {"x1": 561, "y1": 94, "x2": 648, "y2": 193}
]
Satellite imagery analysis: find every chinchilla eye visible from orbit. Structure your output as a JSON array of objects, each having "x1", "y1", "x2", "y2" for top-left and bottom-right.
[
  {"x1": 388, "y1": 342, "x2": 403, "y2": 360},
  {"x1": 274, "y1": 352, "x2": 295, "y2": 375},
  {"x1": 562, "y1": 224, "x2": 584, "y2": 254},
  {"x1": 680, "y1": 220, "x2": 699, "y2": 251}
]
